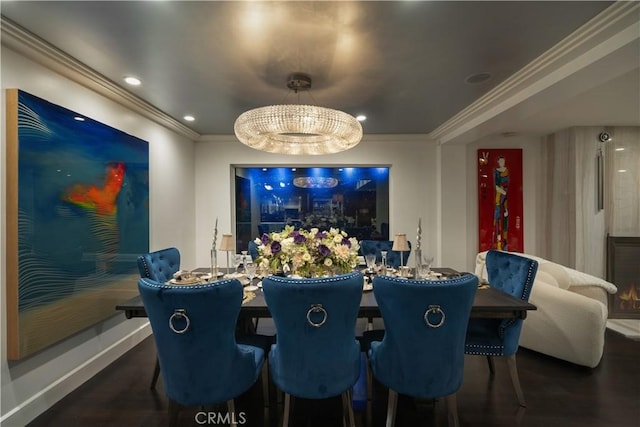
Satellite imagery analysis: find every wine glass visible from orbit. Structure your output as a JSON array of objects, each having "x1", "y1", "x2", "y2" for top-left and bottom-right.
[
  {"x1": 365, "y1": 254, "x2": 376, "y2": 273},
  {"x1": 245, "y1": 261, "x2": 257, "y2": 284},
  {"x1": 422, "y1": 255, "x2": 434, "y2": 276},
  {"x1": 232, "y1": 254, "x2": 243, "y2": 274}
]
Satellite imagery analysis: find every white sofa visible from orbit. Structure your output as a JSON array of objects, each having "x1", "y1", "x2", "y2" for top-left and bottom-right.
[{"x1": 475, "y1": 251, "x2": 617, "y2": 368}]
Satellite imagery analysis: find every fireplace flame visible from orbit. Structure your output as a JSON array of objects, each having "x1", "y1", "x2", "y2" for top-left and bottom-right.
[{"x1": 618, "y1": 282, "x2": 640, "y2": 310}]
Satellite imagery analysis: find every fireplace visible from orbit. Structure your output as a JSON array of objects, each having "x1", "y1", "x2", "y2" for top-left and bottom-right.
[{"x1": 607, "y1": 236, "x2": 640, "y2": 319}]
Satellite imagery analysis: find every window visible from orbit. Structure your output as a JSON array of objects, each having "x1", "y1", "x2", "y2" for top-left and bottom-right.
[{"x1": 234, "y1": 166, "x2": 390, "y2": 252}]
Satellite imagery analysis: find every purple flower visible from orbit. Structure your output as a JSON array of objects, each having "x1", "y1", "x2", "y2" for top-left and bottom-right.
[
  {"x1": 318, "y1": 244, "x2": 331, "y2": 257},
  {"x1": 292, "y1": 231, "x2": 306, "y2": 244},
  {"x1": 342, "y1": 237, "x2": 351, "y2": 248},
  {"x1": 261, "y1": 233, "x2": 270, "y2": 245},
  {"x1": 270, "y1": 241, "x2": 281, "y2": 254},
  {"x1": 316, "y1": 231, "x2": 327, "y2": 239}
]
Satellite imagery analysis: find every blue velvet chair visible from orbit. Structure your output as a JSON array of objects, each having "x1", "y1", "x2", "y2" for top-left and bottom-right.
[
  {"x1": 137, "y1": 247, "x2": 181, "y2": 283},
  {"x1": 138, "y1": 277, "x2": 265, "y2": 427},
  {"x1": 262, "y1": 272, "x2": 364, "y2": 427},
  {"x1": 137, "y1": 247, "x2": 181, "y2": 389},
  {"x1": 360, "y1": 240, "x2": 411, "y2": 269},
  {"x1": 465, "y1": 250, "x2": 538, "y2": 407},
  {"x1": 248, "y1": 240, "x2": 260, "y2": 261},
  {"x1": 368, "y1": 274, "x2": 478, "y2": 427}
]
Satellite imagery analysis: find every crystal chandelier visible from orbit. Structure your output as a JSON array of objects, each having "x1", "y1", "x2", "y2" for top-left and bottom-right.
[{"x1": 234, "y1": 73, "x2": 363, "y2": 155}]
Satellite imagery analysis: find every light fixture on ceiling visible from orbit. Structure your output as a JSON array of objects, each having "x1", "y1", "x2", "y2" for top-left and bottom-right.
[
  {"x1": 293, "y1": 176, "x2": 339, "y2": 189},
  {"x1": 234, "y1": 73, "x2": 363, "y2": 155},
  {"x1": 124, "y1": 76, "x2": 141, "y2": 86}
]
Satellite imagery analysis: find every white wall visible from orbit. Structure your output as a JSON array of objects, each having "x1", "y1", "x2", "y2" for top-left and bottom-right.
[
  {"x1": 1, "y1": 46, "x2": 196, "y2": 426},
  {"x1": 193, "y1": 135, "x2": 440, "y2": 269}
]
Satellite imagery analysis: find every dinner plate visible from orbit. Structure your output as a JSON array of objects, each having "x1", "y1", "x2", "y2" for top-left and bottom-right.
[{"x1": 168, "y1": 277, "x2": 202, "y2": 285}]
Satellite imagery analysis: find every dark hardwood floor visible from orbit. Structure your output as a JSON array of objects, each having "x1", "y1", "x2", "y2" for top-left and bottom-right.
[{"x1": 28, "y1": 329, "x2": 639, "y2": 427}]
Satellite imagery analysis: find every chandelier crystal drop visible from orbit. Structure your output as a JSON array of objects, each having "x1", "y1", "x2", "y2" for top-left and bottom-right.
[{"x1": 234, "y1": 74, "x2": 363, "y2": 155}]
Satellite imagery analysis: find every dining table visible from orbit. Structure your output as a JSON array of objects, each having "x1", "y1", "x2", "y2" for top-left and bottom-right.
[{"x1": 116, "y1": 268, "x2": 537, "y2": 321}]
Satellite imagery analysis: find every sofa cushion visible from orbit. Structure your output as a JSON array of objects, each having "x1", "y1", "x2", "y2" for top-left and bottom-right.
[
  {"x1": 538, "y1": 261, "x2": 572, "y2": 290},
  {"x1": 534, "y1": 269, "x2": 559, "y2": 288},
  {"x1": 474, "y1": 251, "x2": 489, "y2": 284}
]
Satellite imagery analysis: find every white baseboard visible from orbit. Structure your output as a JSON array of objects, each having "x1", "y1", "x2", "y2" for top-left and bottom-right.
[
  {"x1": 607, "y1": 319, "x2": 640, "y2": 340},
  {"x1": 0, "y1": 324, "x2": 151, "y2": 427}
]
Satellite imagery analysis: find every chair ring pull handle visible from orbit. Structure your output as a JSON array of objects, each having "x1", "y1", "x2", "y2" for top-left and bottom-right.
[
  {"x1": 306, "y1": 304, "x2": 328, "y2": 328},
  {"x1": 424, "y1": 305, "x2": 445, "y2": 328},
  {"x1": 169, "y1": 308, "x2": 190, "y2": 334}
]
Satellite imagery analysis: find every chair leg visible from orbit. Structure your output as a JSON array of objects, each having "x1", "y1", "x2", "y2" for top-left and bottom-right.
[
  {"x1": 168, "y1": 399, "x2": 180, "y2": 427},
  {"x1": 486, "y1": 355, "x2": 495, "y2": 377},
  {"x1": 341, "y1": 390, "x2": 356, "y2": 427},
  {"x1": 282, "y1": 393, "x2": 291, "y2": 427},
  {"x1": 227, "y1": 399, "x2": 237, "y2": 427},
  {"x1": 365, "y1": 357, "x2": 373, "y2": 427},
  {"x1": 445, "y1": 394, "x2": 459, "y2": 427},
  {"x1": 262, "y1": 362, "x2": 278, "y2": 427},
  {"x1": 150, "y1": 355, "x2": 161, "y2": 389},
  {"x1": 506, "y1": 354, "x2": 527, "y2": 407},
  {"x1": 385, "y1": 389, "x2": 398, "y2": 427}
]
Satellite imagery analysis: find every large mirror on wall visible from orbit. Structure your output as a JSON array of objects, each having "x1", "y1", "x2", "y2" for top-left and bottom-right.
[{"x1": 234, "y1": 166, "x2": 390, "y2": 253}]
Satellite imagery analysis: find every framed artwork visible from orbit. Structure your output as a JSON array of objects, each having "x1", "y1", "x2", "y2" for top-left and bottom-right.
[
  {"x1": 6, "y1": 89, "x2": 149, "y2": 359},
  {"x1": 477, "y1": 149, "x2": 524, "y2": 253},
  {"x1": 607, "y1": 236, "x2": 640, "y2": 319}
]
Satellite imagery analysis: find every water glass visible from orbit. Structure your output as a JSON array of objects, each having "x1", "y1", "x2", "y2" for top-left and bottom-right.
[{"x1": 365, "y1": 254, "x2": 376, "y2": 272}]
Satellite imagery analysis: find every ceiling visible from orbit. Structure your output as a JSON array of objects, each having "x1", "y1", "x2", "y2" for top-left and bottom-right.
[{"x1": 2, "y1": 1, "x2": 638, "y2": 143}]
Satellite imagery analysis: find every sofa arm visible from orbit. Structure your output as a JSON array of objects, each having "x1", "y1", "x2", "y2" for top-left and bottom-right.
[
  {"x1": 569, "y1": 285, "x2": 609, "y2": 307},
  {"x1": 519, "y1": 281, "x2": 608, "y2": 368}
]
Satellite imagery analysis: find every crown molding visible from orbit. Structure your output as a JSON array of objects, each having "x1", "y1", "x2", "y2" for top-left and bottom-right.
[
  {"x1": 1, "y1": 17, "x2": 200, "y2": 141},
  {"x1": 430, "y1": 1, "x2": 640, "y2": 145}
]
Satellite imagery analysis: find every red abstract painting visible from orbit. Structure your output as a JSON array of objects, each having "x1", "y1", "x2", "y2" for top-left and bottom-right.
[{"x1": 478, "y1": 149, "x2": 524, "y2": 253}]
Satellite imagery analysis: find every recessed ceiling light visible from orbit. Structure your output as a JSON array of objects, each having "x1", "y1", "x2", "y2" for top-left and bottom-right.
[
  {"x1": 356, "y1": 115, "x2": 367, "y2": 122},
  {"x1": 618, "y1": 169, "x2": 627, "y2": 173},
  {"x1": 183, "y1": 115, "x2": 195, "y2": 122},
  {"x1": 124, "y1": 76, "x2": 141, "y2": 86},
  {"x1": 465, "y1": 72, "x2": 492, "y2": 84}
]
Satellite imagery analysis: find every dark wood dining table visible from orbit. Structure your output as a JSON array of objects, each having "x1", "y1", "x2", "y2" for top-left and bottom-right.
[{"x1": 115, "y1": 268, "x2": 536, "y2": 321}]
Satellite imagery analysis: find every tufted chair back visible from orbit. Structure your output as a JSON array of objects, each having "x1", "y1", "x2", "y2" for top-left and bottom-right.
[
  {"x1": 262, "y1": 272, "x2": 364, "y2": 426},
  {"x1": 138, "y1": 277, "x2": 264, "y2": 424},
  {"x1": 137, "y1": 247, "x2": 180, "y2": 283},
  {"x1": 248, "y1": 240, "x2": 260, "y2": 261},
  {"x1": 360, "y1": 240, "x2": 411, "y2": 269},
  {"x1": 369, "y1": 274, "x2": 478, "y2": 397}
]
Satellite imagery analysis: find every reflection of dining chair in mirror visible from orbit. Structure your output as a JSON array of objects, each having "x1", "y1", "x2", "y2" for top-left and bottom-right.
[
  {"x1": 360, "y1": 240, "x2": 411, "y2": 269},
  {"x1": 366, "y1": 274, "x2": 478, "y2": 427},
  {"x1": 465, "y1": 250, "x2": 538, "y2": 407},
  {"x1": 138, "y1": 277, "x2": 266, "y2": 427},
  {"x1": 136, "y1": 247, "x2": 181, "y2": 389},
  {"x1": 262, "y1": 272, "x2": 364, "y2": 427}
]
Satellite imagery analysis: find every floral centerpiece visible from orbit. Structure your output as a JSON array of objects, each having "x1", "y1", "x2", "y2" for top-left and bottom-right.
[{"x1": 254, "y1": 225, "x2": 360, "y2": 278}]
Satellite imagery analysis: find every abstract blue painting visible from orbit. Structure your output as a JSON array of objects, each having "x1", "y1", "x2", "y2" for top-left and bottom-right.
[{"x1": 6, "y1": 89, "x2": 149, "y2": 359}]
